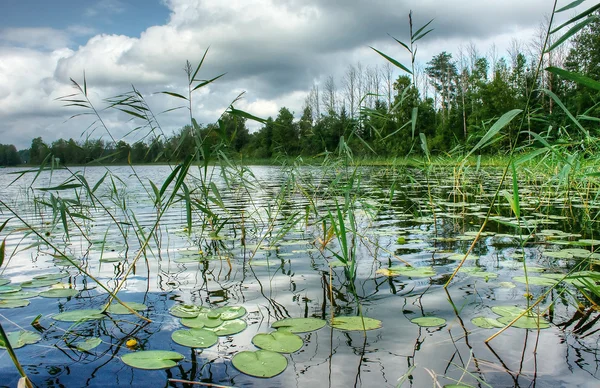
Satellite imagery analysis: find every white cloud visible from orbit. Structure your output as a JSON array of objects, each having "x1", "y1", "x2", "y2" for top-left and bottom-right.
[{"x1": 0, "y1": 0, "x2": 585, "y2": 149}]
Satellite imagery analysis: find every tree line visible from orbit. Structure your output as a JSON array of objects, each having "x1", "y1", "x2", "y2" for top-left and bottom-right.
[{"x1": 6, "y1": 15, "x2": 599, "y2": 166}]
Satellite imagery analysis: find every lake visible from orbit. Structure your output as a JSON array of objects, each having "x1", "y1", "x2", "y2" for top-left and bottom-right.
[{"x1": 0, "y1": 164, "x2": 598, "y2": 387}]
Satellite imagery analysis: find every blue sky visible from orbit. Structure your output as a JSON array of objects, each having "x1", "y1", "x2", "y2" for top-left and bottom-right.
[
  {"x1": 0, "y1": 0, "x2": 169, "y2": 47},
  {"x1": 0, "y1": 0, "x2": 588, "y2": 149}
]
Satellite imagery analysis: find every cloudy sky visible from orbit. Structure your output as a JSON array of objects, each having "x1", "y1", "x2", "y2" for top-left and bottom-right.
[{"x1": 0, "y1": 0, "x2": 584, "y2": 149}]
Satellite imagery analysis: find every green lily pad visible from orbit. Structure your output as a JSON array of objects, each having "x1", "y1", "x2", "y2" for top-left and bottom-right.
[
  {"x1": 542, "y1": 251, "x2": 573, "y2": 259},
  {"x1": 0, "y1": 291, "x2": 38, "y2": 300},
  {"x1": 205, "y1": 319, "x2": 247, "y2": 336},
  {"x1": 447, "y1": 254, "x2": 479, "y2": 261},
  {"x1": 512, "y1": 276, "x2": 558, "y2": 286},
  {"x1": 121, "y1": 350, "x2": 184, "y2": 370},
  {"x1": 376, "y1": 266, "x2": 436, "y2": 278},
  {"x1": 0, "y1": 285, "x2": 21, "y2": 294},
  {"x1": 181, "y1": 311, "x2": 223, "y2": 329},
  {"x1": 106, "y1": 302, "x2": 148, "y2": 315},
  {"x1": 232, "y1": 350, "x2": 288, "y2": 378},
  {"x1": 491, "y1": 306, "x2": 527, "y2": 317},
  {"x1": 271, "y1": 317, "x2": 326, "y2": 333},
  {"x1": 331, "y1": 316, "x2": 382, "y2": 331},
  {"x1": 410, "y1": 317, "x2": 446, "y2": 327},
  {"x1": 75, "y1": 337, "x2": 102, "y2": 352},
  {"x1": 577, "y1": 239, "x2": 600, "y2": 246},
  {"x1": 20, "y1": 279, "x2": 60, "y2": 288},
  {"x1": 0, "y1": 330, "x2": 42, "y2": 349},
  {"x1": 252, "y1": 331, "x2": 303, "y2": 353},
  {"x1": 328, "y1": 260, "x2": 347, "y2": 268},
  {"x1": 169, "y1": 304, "x2": 206, "y2": 318},
  {"x1": 471, "y1": 317, "x2": 505, "y2": 329},
  {"x1": 213, "y1": 306, "x2": 247, "y2": 320},
  {"x1": 0, "y1": 278, "x2": 10, "y2": 287},
  {"x1": 40, "y1": 288, "x2": 78, "y2": 298},
  {"x1": 171, "y1": 328, "x2": 218, "y2": 348},
  {"x1": 0, "y1": 299, "x2": 30, "y2": 308},
  {"x1": 497, "y1": 315, "x2": 550, "y2": 329},
  {"x1": 54, "y1": 309, "x2": 105, "y2": 322},
  {"x1": 33, "y1": 273, "x2": 68, "y2": 281}
]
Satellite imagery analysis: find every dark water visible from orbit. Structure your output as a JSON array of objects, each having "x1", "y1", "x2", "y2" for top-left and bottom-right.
[{"x1": 0, "y1": 165, "x2": 598, "y2": 388}]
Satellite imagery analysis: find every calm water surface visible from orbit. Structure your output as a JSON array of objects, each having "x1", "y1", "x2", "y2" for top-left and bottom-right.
[{"x1": 0, "y1": 165, "x2": 598, "y2": 388}]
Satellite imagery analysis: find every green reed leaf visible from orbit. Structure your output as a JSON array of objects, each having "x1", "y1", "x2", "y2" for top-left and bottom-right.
[
  {"x1": 546, "y1": 66, "x2": 600, "y2": 91},
  {"x1": 370, "y1": 47, "x2": 412, "y2": 74}
]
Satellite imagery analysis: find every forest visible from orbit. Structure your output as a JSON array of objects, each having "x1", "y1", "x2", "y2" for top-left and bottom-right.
[{"x1": 3, "y1": 13, "x2": 598, "y2": 166}]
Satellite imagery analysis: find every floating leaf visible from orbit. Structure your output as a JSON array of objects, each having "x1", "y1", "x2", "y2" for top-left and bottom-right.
[
  {"x1": 107, "y1": 302, "x2": 148, "y2": 315},
  {"x1": 33, "y1": 273, "x2": 68, "y2": 281},
  {"x1": 20, "y1": 279, "x2": 60, "y2": 288},
  {"x1": 0, "y1": 299, "x2": 29, "y2": 308},
  {"x1": 376, "y1": 266, "x2": 436, "y2": 278},
  {"x1": 447, "y1": 254, "x2": 479, "y2": 261},
  {"x1": 232, "y1": 350, "x2": 288, "y2": 378},
  {"x1": 213, "y1": 306, "x2": 247, "y2": 320},
  {"x1": 410, "y1": 317, "x2": 446, "y2": 327},
  {"x1": 54, "y1": 309, "x2": 105, "y2": 322},
  {"x1": 40, "y1": 288, "x2": 78, "y2": 298},
  {"x1": 181, "y1": 311, "x2": 223, "y2": 328},
  {"x1": 169, "y1": 304, "x2": 206, "y2": 318},
  {"x1": 0, "y1": 285, "x2": 21, "y2": 294},
  {"x1": 0, "y1": 291, "x2": 38, "y2": 300},
  {"x1": 252, "y1": 331, "x2": 303, "y2": 353},
  {"x1": 471, "y1": 317, "x2": 505, "y2": 329},
  {"x1": 497, "y1": 315, "x2": 550, "y2": 329},
  {"x1": 512, "y1": 276, "x2": 558, "y2": 286},
  {"x1": 121, "y1": 350, "x2": 184, "y2": 370},
  {"x1": 171, "y1": 328, "x2": 218, "y2": 348},
  {"x1": 542, "y1": 251, "x2": 573, "y2": 259},
  {"x1": 272, "y1": 317, "x2": 326, "y2": 333},
  {"x1": 491, "y1": 306, "x2": 527, "y2": 317},
  {"x1": 205, "y1": 319, "x2": 247, "y2": 336},
  {"x1": 75, "y1": 337, "x2": 102, "y2": 352},
  {"x1": 331, "y1": 316, "x2": 382, "y2": 331},
  {"x1": 0, "y1": 330, "x2": 41, "y2": 349}
]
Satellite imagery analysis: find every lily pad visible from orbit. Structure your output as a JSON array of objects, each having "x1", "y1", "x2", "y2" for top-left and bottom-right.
[
  {"x1": 121, "y1": 350, "x2": 184, "y2": 370},
  {"x1": 0, "y1": 330, "x2": 42, "y2": 349},
  {"x1": 40, "y1": 288, "x2": 78, "y2": 298},
  {"x1": 512, "y1": 276, "x2": 558, "y2": 286},
  {"x1": 252, "y1": 331, "x2": 303, "y2": 353},
  {"x1": 471, "y1": 317, "x2": 505, "y2": 329},
  {"x1": 447, "y1": 254, "x2": 479, "y2": 261},
  {"x1": 169, "y1": 304, "x2": 206, "y2": 318},
  {"x1": 0, "y1": 278, "x2": 10, "y2": 287},
  {"x1": 106, "y1": 302, "x2": 148, "y2": 315},
  {"x1": 0, "y1": 285, "x2": 21, "y2": 294},
  {"x1": 542, "y1": 251, "x2": 573, "y2": 259},
  {"x1": 376, "y1": 266, "x2": 436, "y2": 278},
  {"x1": 497, "y1": 315, "x2": 550, "y2": 329},
  {"x1": 0, "y1": 299, "x2": 30, "y2": 308},
  {"x1": 213, "y1": 306, "x2": 247, "y2": 320},
  {"x1": 331, "y1": 316, "x2": 382, "y2": 331},
  {"x1": 232, "y1": 350, "x2": 288, "y2": 378},
  {"x1": 20, "y1": 279, "x2": 60, "y2": 288},
  {"x1": 0, "y1": 291, "x2": 38, "y2": 300},
  {"x1": 205, "y1": 319, "x2": 247, "y2": 336},
  {"x1": 75, "y1": 337, "x2": 102, "y2": 352},
  {"x1": 410, "y1": 317, "x2": 446, "y2": 327},
  {"x1": 33, "y1": 273, "x2": 68, "y2": 281},
  {"x1": 54, "y1": 309, "x2": 105, "y2": 322},
  {"x1": 491, "y1": 306, "x2": 527, "y2": 317},
  {"x1": 181, "y1": 311, "x2": 223, "y2": 329},
  {"x1": 171, "y1": 328, "x2": 218, "y2": 348},
  {"x1": 272, "y1": 317, "x2": 326, "y2": 333}
]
